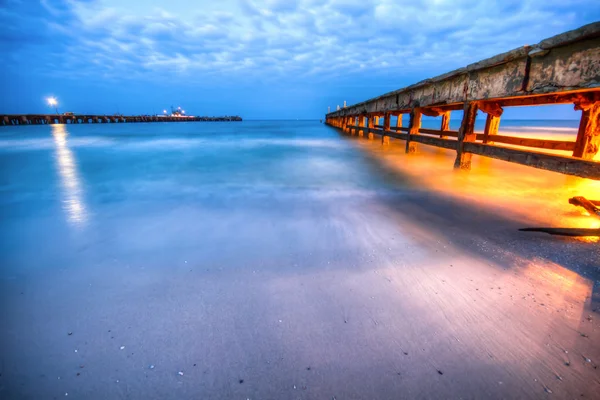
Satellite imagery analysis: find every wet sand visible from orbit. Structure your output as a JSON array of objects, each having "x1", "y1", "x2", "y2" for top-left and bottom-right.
[{"x1": 1, "y1": 124, "x2": 599, "y2": 399}]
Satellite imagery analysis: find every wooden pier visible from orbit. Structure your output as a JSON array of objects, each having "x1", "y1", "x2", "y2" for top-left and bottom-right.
[
  {"x1": 0, "y1": 114, "x2": 242, "y2": 126},
  {"x1": 325, "y1": 22, "x2": 600, "y2": 181}
]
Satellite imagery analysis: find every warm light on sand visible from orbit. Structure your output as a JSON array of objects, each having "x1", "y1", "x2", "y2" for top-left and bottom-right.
[
  {"x1": 51, "y1": 124, "x2": 87, "y2": 225},
  {"x1": 354, "y1": 134, "x2": 599, "y2": 242}
]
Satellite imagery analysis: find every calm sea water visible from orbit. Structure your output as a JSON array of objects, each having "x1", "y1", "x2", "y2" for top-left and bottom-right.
[{"x1": 0, "y1": 119, "x2": 579, "y2": 237}]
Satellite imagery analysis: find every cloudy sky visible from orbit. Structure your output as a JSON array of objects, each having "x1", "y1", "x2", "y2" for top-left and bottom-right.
[{"x1": 1, "y1": 0, "x2": 599, "y2": 118}]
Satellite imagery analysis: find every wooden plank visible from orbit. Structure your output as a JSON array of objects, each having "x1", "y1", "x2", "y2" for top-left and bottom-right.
[
  {"x1": 420, "y1": 128, "x2": 459, "y2": 138},
  {"x1": 463, "y1": 142, "x2": 600, "y2": 180},
  {"x1": 573, "y1": 102, "x2": 600, "y2": 159},
  {"x1": 488, "y1": 134, "x2": 575, "y2": 151},
  {"x1": 409, "y1": 135, "x2": 458, "y2": 150},
  {"x1": 406, "y1": 108, "x2": 422, "y2": 153},
  {"x1": 454, "y1": 102, "x2": 479, "y2": 169}
]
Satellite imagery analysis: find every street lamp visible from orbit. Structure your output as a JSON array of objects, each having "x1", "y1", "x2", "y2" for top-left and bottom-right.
[{"x1": 47, "y1": 97, "x2": 59, "y2": 114}]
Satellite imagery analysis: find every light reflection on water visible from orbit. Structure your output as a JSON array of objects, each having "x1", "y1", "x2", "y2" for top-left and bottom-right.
[{"x1": 51, "y1": 124, "x2": 87, "y2": 226}]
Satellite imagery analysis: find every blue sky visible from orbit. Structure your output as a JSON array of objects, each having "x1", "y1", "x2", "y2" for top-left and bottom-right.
[{"x1": 1, "y1": 0, "x2": 599, "y2": 119}]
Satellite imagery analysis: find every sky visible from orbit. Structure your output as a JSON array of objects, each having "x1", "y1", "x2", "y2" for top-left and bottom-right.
[{"x1": 1, "y1": 0, "x2": 599, "y2": 119}]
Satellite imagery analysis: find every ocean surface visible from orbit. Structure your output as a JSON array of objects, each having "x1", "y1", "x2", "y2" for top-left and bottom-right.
[
  {"x1": 0, "y1": 118, "x2": 581, "y2": 236},
  {"x1": 3, "y1": 119, "x2": 597, "y2": 400},
  {"x1": 0, "y1": 118, "x2": 584, "y2": 271}
]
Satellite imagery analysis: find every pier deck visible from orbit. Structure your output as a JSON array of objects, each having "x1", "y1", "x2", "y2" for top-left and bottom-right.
[{"x1": 325, "y1": 22, "x2": 600, "y2": 181}]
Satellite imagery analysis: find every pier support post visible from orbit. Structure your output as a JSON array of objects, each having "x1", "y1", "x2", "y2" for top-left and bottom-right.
[
  {"x1": 440, "y1": 111, "x2": 451, "y2": 139},
  {"x1": 573, "y1": 100, "x2": 600, "y2": 160},
  {"x1": 480, "y1": 102, "x2": 503, "y2": 144},
  {"x1": 396, "y1": 114, "x2": 403, "y2": 130},
  {"x1": 367, "y1": 115, "x2": 375, "y2": 139},
  {"x1": 358, "y1": 116, "x2": 365, "y2": 137},
  {"x1": 454, "y1": 102, "x2": 479, "y2": 169},
  {"x1": 482, "y1": 114, "x2": 500, "y2": 144},
  {"x1": 406, "y1": 108, "x2": 422, "y2": 153},
  {"x1": 382, "y1": 113, "x2": 391, "y2": 145}
]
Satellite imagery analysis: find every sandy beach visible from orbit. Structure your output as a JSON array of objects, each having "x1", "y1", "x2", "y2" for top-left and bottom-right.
[{"x1": 1, "y1": 121, "x2": 599, "y2": 399}]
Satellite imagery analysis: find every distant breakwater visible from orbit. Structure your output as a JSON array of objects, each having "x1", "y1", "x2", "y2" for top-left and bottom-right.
[{"x1": 1, "y1": 114, "x2": 243, "y2": 126}]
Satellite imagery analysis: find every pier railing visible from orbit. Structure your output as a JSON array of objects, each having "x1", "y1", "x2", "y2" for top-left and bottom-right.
[
  {"x1": 325, "y1": 22, "x2": 600, "y2": 181},
  {"x1": 1, "y1": 114, "x2": 242, "y2": 126}
]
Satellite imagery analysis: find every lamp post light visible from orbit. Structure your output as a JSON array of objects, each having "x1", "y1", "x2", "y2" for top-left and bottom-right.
[{"x1": 47, "y1": 97, "x2": 59, "y2": 114}]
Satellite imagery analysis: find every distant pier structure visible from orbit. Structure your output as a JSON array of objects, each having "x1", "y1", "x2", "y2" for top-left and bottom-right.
[
  {"x1": 325, "y1": 22, "x2": 600, "y2": 181},
  {"x1": 1, "y1": 114, "x2": 242, "y2": 126}
]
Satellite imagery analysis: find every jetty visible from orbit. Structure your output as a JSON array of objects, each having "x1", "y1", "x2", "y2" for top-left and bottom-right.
[
  {"x1": 1, "y1": 114, "x2": 242, "y2": 126},
  {"x1": 325, "y1": 22, "x2": 600, "y2": 181}
]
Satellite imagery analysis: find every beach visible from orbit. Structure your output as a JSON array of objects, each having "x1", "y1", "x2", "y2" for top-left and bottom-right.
[{"x1": 1, "y1": 120, "x2": 599, "y2": 399}]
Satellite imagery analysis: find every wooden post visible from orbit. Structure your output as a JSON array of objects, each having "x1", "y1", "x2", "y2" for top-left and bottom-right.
[
  {"x1": 358, "y1": 115, "x2": 365, "y2": 137},
  {"x1": 382, "y1": 113, "x2": 391, "y2": 145},
  {"x1": 374, "y1": 116, "x2": 380, "y2": 127},
  {"x1": 483, "y1": 114, "x2": 501, "y2": 144},
  {"x1": 440, "y1": 111, "x2": 450, "y2": 139},
  {"x1": 454, "y1": 102, "x2": 479, "y2": 169},
  {"x1": 406, "y1": 108, "x2": 422, "y2": 153},
  {"x1": 367, "y1": 115, "x2": 375, "y2": 139},
  {"x1": 573, "y1": 101, "x2": 600, "y2": 160},
  {"x1": 396, "y1": 114, "x2": 403, "y2": 129}
]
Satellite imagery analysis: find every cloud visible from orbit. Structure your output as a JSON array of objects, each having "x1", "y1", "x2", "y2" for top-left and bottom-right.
[{"x1": 2, "y1": 0, "x2": 600, "y2": 87}]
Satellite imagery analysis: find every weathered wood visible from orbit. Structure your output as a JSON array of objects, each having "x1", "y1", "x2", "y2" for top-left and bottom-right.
[
  {"x1": 368, "y1": 116, "x2": 375, "y2": 139},
  {"x1": 463, "y1": 142, "x2": 600, "y2": 179},
  {"x1": 573, "y1": 102, "x2": 600, "y2": 159},
  {"x1": 421, "y1": 108, "x2": 442, "y2": 117},
  {"x1": 569, "y1": 196, "x2": 600, "y2": 219},
  {"x1": 409, "y1": 135, "x2": 458, "y2": 150},
  {"x1": 486, "y1": 134, "x2": 575, "y2": 151},
  {"x1": 454, "y1": 102, "x2": 478, "y2": 169},
  {"x1": 406, "y1": 108, "x2": 422, "y2": 153},
  {"x1": 420, "y1": 128, "x2": 459, "y2": 138},
  {"x1": 478, "y1": 102, "x2": 504, "y2": 117},
  {"x1": 396, "y1": 114, "x2": 403, "y2": 129},
  {"x1": 519, "y1": 227, "x2": 600, "y2": 237},
  {"x1": 382, "y1": 113, "x2": 391, "y2": 145},
  {"x1": 483, "y1": 114, "x2": 501, "y2": 144},
  {"x1": 440, "y1": 111, "x2": 451, "y2": 139},
  {"x1": 358, "y1": 116, "x2": 365, "y2": 136}
]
